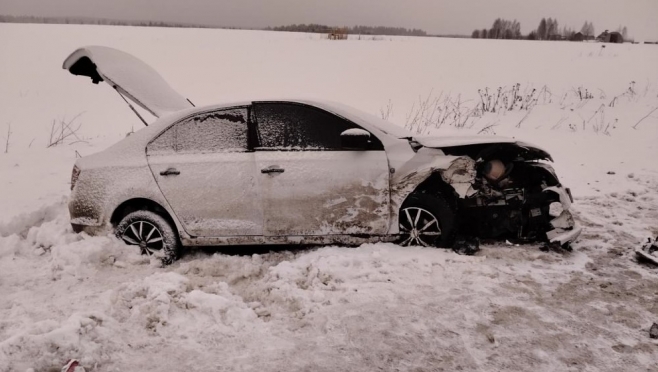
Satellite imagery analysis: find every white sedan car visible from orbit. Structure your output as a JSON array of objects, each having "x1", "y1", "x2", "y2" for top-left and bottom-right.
[{"x1": 65, "y1": 46, "x2": 581, "y2": 264}]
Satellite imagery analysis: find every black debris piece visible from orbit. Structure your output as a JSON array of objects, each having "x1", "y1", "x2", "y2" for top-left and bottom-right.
[
  {"x1": 636, "y1": 237, "x2": 658, "y2": 266},
  {"x1": 453, "y1": 236, "x2": 480, "y2": 256},
  {"x1": 650, "y1": 323, "x2": 658, "y2": 339}
]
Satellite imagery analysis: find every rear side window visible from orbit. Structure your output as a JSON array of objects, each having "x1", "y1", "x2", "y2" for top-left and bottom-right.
[
  {"x1": 253, "y1": 103, "x2": 382, "y2": 150},
  {"x1": 149, "y1": 108, "x2": 249, "y2": 154}
]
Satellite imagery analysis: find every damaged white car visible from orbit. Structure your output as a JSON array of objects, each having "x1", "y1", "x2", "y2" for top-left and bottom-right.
[{"x1": 64, "y1": 46, "x2": 581, "y2": 264}]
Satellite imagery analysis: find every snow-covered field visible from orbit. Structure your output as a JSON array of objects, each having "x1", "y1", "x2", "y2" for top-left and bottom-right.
[{"x1": 1, "y1": 23, "x2": 658, "y2": 371}]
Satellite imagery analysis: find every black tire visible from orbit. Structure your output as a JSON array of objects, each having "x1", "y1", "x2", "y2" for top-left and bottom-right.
[
  {"x1": 398, "y1": 193, "x2": 457, "y2": 248},
  {"x1": 115, "y1": 210, "x2": 181, "y2": 265}
]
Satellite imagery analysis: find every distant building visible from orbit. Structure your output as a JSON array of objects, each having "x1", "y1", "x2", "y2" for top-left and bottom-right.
[
  {"x1": 597, "y1": 30, "x2": 623, "y2": 43},
  {"x1": 572, "y1": 32, "x2": 585, "y2": 42},
  {"x1": 548, "y1": 34, "x2": 565, "y2": 41},
  {"x1": 328, "y1": 28, "x2": 348, "y2": 40}
]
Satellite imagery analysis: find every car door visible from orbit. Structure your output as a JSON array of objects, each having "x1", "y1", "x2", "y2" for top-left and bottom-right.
[
  {"x1": 147, "y1": 107, "x2": 263, "y2": 237},
  {"x1": 252, "y1": 102, "x2": 390, "y2": 237}
]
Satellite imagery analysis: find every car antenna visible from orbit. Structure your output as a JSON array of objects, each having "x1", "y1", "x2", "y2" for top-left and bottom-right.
[
  {"x1": 113, "y1": 86, "x2": 149, "y2": 127},
  {"x1": 187, "y1": 98, "x2": 195, "y2": 107}
]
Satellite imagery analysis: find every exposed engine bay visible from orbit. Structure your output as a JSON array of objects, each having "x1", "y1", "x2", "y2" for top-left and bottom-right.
[{"x1": 440, "y1": 143, "x2": 578, "y2": 246}]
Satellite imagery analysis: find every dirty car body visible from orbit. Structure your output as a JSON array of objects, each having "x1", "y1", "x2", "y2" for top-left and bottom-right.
[{"x1": 65, "y1": 46, "x2": 581, "y2": 260}]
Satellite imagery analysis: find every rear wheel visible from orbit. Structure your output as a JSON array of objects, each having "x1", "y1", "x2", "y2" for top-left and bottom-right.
[
  {"x1": 398, "y1": 193, "x2": 456, "y2": 248},
  {"x1": 116, "y1": 210, "x2": 180, "y2": 265}
]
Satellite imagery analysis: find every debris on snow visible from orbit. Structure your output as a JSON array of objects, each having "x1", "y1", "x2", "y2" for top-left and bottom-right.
[
  {"x1": 113, "y1": 260, "x2": 127, "y2": 268},
  {"x1": 452, "y1": 236, "x2": 480, "y2": 255},
  {"x1": 61, "y1": 359, "x2": 86, "y2": 372},
  {"x1": 635, "y1": 237, "x2": 658, "y2": 266},
  {"x1": 650, "y1": 323, "x2": 658, "y2": 339}
]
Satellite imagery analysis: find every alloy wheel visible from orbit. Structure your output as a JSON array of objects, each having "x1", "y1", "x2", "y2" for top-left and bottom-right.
[
  {"x1": 120, "y1": 221, "x2": 165, "y2": 257},
  {"x1": 399, "y1": 207, "x2": 442, "y2": 247}
]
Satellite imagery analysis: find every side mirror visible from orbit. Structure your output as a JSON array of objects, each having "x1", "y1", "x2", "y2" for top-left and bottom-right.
[{"x1": 340, "y1": 128, "x2": 371, "y2": 150}]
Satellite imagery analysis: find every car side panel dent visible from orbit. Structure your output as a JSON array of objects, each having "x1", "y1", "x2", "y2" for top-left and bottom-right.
[{"x1": 388, "y1": 147, "x2": 476, "y2": 233}]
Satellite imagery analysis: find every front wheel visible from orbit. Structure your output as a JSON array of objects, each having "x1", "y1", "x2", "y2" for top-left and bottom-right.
[
  {"x1": 398, "y1": 193, "x2": 456, "y2": 248},
  {"x1": 115, "y1": 210, "x2": 181, "y2": 265}
]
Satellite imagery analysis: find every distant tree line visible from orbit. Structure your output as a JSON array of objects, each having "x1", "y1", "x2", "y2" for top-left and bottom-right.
[
  {"x1": 1, "y1": 15, "x2": 428, "y2": 37},
  {"x1": 2, "y1": 14, "x2": 630, "y2": 41},
  {"x1": 472, "y1": 17, "x2": 630, "y2": 42},
  {"x1": 351, "y1": 25, "x2": 426, "y2": 36},
  {"x1": 471, "y1": 18, "x2": 521, "y2": 40},
  {"x1": 267, "y1": 24, "x2": 427, "y2": 36},
  {"x1": 0, "y1": 14, "x2": 231, "y2": 29}
]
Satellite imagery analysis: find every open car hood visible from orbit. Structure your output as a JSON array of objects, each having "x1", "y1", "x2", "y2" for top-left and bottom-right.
[
  {"x1": 63, "y1": 46, "x2": 193, "y2": 118},
  {"x1": 413, "y1": 135, "x2": 553, "y2": 161}
]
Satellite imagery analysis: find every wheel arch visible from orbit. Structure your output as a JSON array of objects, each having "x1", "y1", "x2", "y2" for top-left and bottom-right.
[
  {"x1": 397, "y1": 187, "x2": 459, "y2": 248},
  {"x1": 110, "y1": 198, "x2": 178, "y2": 232},
  {"x1": 401, "y1": 172, "x2": 460, "y2": 212}
]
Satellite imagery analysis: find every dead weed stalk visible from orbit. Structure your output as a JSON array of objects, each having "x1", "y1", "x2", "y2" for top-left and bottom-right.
[{"x1": 47, "y1": 113, "x2": 85, "y2": 148}]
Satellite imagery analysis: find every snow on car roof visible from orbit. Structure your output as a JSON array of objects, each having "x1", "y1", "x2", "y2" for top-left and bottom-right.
[{"x1": 146, "y1": 99, "x2": 413, "y2": 139}]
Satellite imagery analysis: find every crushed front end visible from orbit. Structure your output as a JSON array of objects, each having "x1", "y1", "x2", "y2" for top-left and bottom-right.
[
  {"x1": 457, "y1": 154, "x2": 581, "y2": 247},
  {"x1": 419, "y1": 140, "x2": 583, "y2": 248}
]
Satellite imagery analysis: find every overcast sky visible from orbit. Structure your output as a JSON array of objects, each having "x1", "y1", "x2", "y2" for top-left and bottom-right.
[{"x1": 1, "y1": 0, "x2": 657, "y2": 40}]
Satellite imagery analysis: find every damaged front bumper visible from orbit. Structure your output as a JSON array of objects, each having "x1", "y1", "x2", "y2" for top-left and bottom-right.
[
  {"x1": 544, "y1": 186, "x2": 583, "y2": 245},
  {"x1": 544, "y1": 186, "x2": 581, "y2": 245},
  {"x1": 546, "y1": 221, "x2": 582, "y2": 245}
]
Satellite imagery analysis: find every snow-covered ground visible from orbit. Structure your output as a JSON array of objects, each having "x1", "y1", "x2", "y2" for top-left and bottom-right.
[{"x1": 1, "y1": 23, "x2": 657, "y2": 371}]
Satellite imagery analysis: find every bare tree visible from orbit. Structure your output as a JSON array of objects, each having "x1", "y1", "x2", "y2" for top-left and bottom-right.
[
  {"x1": 580, "y1": 21, "x2": 595, "y2": 37},
  {"x1": 490, "y1": 18, "x2": 502, "y2": 39},
  {"x1": 562, "y1": 26, "x2": 575, "y2": 40},
  {"x1": 471, "y1": 29, "x2": 480, "y2": 38},
  {"x1": 488, "y1": 18, "x2": 522, "y2": 40},
  {"x1": 537, "y1": 18, "x2": 547, "y2": 40},
  {"x1": 580, "y1": 21, "x2": 589, "y2": 35},
  {"x1": 511, "y1": 20, "x2": 521, "y2": 39},
  {"x1": 546, "y1": 18, "x2": 559, "y2": 38}
]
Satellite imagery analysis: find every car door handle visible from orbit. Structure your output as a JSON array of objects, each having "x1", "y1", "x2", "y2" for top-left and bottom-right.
[
  {"x1": 261, "y1": 166, "x2": 285, "y2": 174},
  {"x1": 160, "y1": 167, "x2": 180, "y2": 176}
]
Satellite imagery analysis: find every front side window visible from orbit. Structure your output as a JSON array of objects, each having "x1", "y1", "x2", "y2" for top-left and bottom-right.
[
  {"x1": 149, "y1": 108, "x2": 249, "y2": 154},
  {"x1": 253, "y1": 103, "x2": 382, "y2": 150}
]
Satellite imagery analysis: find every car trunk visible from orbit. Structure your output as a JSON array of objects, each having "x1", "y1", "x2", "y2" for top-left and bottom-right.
[{"x1": 63, "y1": 46, "x2": 193, "y2": 118}]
